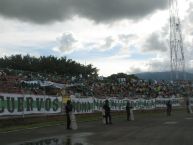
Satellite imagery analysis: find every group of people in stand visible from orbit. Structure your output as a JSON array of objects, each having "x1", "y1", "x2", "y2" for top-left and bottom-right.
[{"x1": 64, "y1": 99, "x2": 192, "y2": 130}]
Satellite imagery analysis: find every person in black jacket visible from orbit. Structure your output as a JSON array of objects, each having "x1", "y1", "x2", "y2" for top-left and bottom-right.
[
  {"x1": 186, "y1": 97, "x2": 192, "y2": 114},
  {"x1": 186, "y1": 98, "x2": 190, "y2": 113},
  {"x1": 65, "y1": 100, "x2": 73, "y2": 129},
  {"x1": 166, "y1": 100, "x2": 172, "y2": 116},
  {"x1": 103, "y1": 100, "x2": 112, "y2": 125}
]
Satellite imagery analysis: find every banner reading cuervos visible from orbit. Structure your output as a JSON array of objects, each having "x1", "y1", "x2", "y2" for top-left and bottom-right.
[{"x1": 0, "y1": 93, "x2": 62, "y2": 116}]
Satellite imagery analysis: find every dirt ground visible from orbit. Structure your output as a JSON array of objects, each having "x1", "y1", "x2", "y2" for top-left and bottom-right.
[{"x1": 0, "y1": 110, "x2": 193, "y2": 145}]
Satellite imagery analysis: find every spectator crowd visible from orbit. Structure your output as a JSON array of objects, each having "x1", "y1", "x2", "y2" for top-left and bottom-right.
[{"x1": 0, "y1": 69, "x2": 192, "y2": 99}]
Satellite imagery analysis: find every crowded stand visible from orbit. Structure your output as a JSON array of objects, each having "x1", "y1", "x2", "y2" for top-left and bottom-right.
[
  {"x1": 0, "y1": 68, "x2": 192, "y2": 99},
  {"x1": 85, "y1": 79, "x2": 192, "y2": 99}
]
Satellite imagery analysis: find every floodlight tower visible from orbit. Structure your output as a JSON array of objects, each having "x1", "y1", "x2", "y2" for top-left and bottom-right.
[{"x1": 169, "y1": 0, "x2": 185, "y2": 80}]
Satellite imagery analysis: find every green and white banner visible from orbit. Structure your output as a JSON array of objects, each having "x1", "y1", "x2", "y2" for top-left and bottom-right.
[
  {"x1": 71, "y1": 98, "x2": 156, "y2": 114},
  {"x1": 0, "y1": 93, "x2": 185, "y2": 116},
  {"x1": 70, "y1": 97, "x2": 183, "y2": 114},
  {"x1": 0, "y1": 93, "x2": 62, "y2": 116},
  {"x1": 71, "y1": 97, "x2": 94, "y2": 114},
  {"x1": 92, "y1": 98, "x2": 155, "y2": 111},
  {"x1": 131, "y1": 99, "x2": 156, "y2": 110},
  {"x1": 155, "y1": 98, "x2": 182, "y2": 108}
]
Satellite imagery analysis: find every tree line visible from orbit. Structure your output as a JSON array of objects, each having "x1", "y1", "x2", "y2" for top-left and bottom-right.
[{"x1": 0, "y1": 55, "x2": 98, "y2": 77}]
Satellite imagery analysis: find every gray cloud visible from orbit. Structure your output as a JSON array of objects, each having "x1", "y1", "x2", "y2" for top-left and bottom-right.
[
  {"x1": 101, "y1": 36, "x2": 114, "y2": 50},
  {"x1": 57, "y1": 33, "x2": 77, "y2": 52},
  {"x1": 143, "y1": 33, "x2": 167, "y2": 52},
  {"x1": 85, "y1": 36, "x2": 116, "y2": 51},
  {"x1": 0, "y1": 0, "x2": 167, "y2": 24}
]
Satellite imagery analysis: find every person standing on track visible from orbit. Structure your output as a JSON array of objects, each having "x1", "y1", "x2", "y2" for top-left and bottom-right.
[
  {"x1": 103, "y1": 100, "x2": 112, "y2": 125},
  {"x1": 166, "y1": 100, "x2": 172, "y2": 116},
  {"x1": 65, "y1": 100, "x2": 73, "y2": 129},
  {"x1": 126, "y1": 101, "x2": 134, "y2": 121},
  {"x1": 186, "y1": 97, "x2": 192, "y2": 114}
]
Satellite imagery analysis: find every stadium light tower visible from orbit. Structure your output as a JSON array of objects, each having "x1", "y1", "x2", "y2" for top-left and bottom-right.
[{"x1": 169, "y1": 0, "x2": 185, "y2": 80}]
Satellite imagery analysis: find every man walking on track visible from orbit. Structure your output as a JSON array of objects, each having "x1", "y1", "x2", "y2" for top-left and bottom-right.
[{"x1": 103, "y1": 100, "x2": 112, "y2": 125}]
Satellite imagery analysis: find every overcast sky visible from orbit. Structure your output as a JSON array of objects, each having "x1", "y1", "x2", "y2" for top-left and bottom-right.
[{"x1": 0, "y1": 0, "x2": 193, "y2": 76}]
